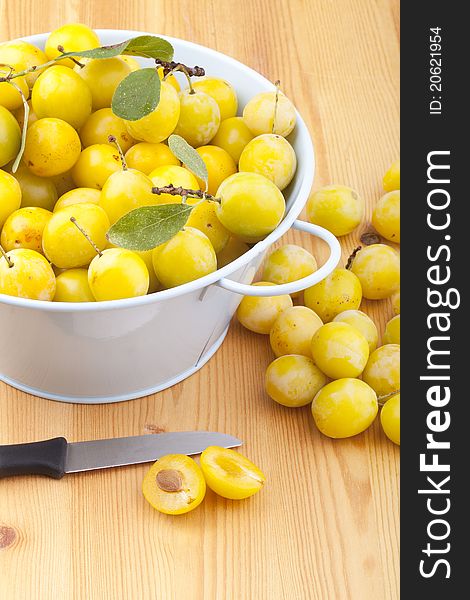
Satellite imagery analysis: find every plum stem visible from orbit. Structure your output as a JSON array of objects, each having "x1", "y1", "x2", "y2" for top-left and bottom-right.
[
  {"x1": 345, "y1": 246, "x2": 362, "y2": 270},
  {"x1": 158, "y1": 60, "x2": 204, "y2": 94},
  {"x1": 108, "y1": 135, "x2": 128, "y2": 171},
  {"x1": 272, "y1": 80, "x2": 281, "y2": 133},
  {"x1": 56, "y1": 45, "x2": 85, "y2": 68},
  {"x1": 70, "y1": 217, "x2": 103, "y2": 257},
  {"x1": 10, "y1": 82, "x2": 29, "y2": 174},
  {"x1": 0, "y1": 245, "x2": 14, "y2": 268}
]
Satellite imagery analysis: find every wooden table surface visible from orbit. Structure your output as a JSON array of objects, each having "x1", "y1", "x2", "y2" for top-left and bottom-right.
[{"x1": 0, "y1": 1, "x2": 400, "y2": 598}]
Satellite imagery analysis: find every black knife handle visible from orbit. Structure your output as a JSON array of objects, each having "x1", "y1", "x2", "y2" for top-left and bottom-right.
[{"x1": 0, "y1": 437, "x2": 67, "y2": 479}]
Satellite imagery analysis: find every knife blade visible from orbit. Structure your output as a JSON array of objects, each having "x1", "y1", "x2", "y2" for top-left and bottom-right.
[{"x1": 0, "y1": 432, "x2": 242, "y2": 479}]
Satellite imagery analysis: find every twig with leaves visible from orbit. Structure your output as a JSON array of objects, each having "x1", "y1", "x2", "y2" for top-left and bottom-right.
[
  {"x1": 107, "y1": 135, "x2": 212, "y2": 251},
  {"x1": 1, "y1": 35, "x2": 206, "y2": 170}
]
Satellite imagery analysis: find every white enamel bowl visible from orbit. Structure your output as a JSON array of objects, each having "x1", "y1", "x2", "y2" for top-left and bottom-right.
[{"x1": 0, "y1": 30, "x2": 341, "y2": 403}]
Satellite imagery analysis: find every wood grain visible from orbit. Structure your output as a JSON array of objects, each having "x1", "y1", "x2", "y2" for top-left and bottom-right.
[{"x1": 0, "y1": 1, "x2": 400, "y2": 598}]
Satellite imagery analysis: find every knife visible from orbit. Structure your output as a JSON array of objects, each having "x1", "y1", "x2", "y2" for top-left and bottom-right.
[{"x1": 0, "y1": 432, "x2": 242, "y2": 479}]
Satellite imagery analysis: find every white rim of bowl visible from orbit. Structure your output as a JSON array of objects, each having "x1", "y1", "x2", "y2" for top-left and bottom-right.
[{"x1": 0, "y1": 30, "x2": 315, "y2": 312}]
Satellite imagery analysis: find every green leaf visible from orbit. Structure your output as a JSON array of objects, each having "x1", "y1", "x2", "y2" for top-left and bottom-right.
[
  {"x1": 168, "y1": 135, "x2": 208, "y2": 187},
  {"x1": 112, "y1": 68, "x2": 161, "y2": 121},
  {"x1": 123, "y1": 36, "x2": 174, "y2": 61},
  {"x1": 107, "y1": 204, "x2": 194, "y2": 251},
  {"x1": 58, "y1": 36, "x2": 174, "y2": 62},
  {"x1": 59, "y1": 40, "x2": 130, "y2": 60}
]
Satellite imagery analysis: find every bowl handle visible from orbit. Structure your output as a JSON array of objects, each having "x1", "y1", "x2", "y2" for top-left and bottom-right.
[{"x1": 216, "y1": 220, "x2": 341, "y2": 297}]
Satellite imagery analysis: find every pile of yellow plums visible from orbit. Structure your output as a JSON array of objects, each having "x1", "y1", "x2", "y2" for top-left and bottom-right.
[
  {"x1": 237, "y1": 160, "x2": 401, "y2": 445},
  {"x1": 0, "y1": 23, "x2": 299, "y2": 302}
]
